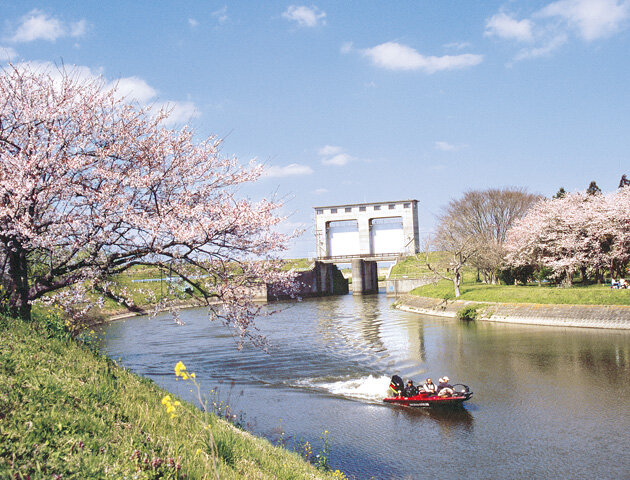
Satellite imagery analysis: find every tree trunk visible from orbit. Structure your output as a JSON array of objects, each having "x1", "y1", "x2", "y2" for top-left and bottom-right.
[
  {"x1": 6, "y1": 242, "x2": 31, "y2": 320},
  {"x1": 561, "y1": 269, "x2": 573, "y2": 288},
  {"x1": 453, "y1": 270, "x2": 461, "y2": 297},
  {"x1": 580, "y1": 266, "x2": 588, "y2": 284}
]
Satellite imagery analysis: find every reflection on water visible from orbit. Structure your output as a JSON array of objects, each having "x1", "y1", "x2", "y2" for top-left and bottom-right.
[{"x1": 97, "y1": 294, "x2": 630, "y2": 479}]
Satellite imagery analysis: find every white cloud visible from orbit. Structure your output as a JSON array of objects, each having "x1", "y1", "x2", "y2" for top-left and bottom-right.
[
  {"x1": 486, "y1": 0, "x2": 630, "y2": 64},
  {"x1": 318, "y1": 145, "x2": 343, "y2": 156},
  {"x1": 322, "y1": 153, "x2": 353, "y2": 166},
  {"x1": 265, "y1": 163, "x2": 314, "y2": 177},
  {"x1": 282, "y1": 5, "x2": 326, "y2": 27},
  {"x1": 360, "y1": 42, "x2": 483, "y2": 73},
  {"x1": 188, "y1": 18, "x2": 199, "y2": 28},
  {"x1": 340, "y1": 41, "x2": 353, "y2": 54},
  {"x1": 435, "y1": 141, "x2": 457, "y2": 152},
  {"x1": 212, "y1": 6, "x2": 228, "y2": 24},
  {"x1": 318, "y1": 145, "x2": 357, "y2": 166},
  {"x1": 0, "y1": 46, "x2": 17, "y2": 62},
  {"x1": 109, "y1": 76, "x2": 157, "y2": 103},
  {"x1": 10, "y1": 9, "x2": 87, "y2": 43},
  {"x1": 70, "y1": 19, "x2": 87, "y2": 38},
  {"x1": 155, "y1": 101, "x2": 201, "y2": 126},
  {"x1": 15, "y1": 61, "x2": 103, "y2": 87},
  {"x1": 485, "y1": 12, "x2": 534, "y2": 41},
  {"x1": 313, "y1": 188, "x2": 328, "y2": 194},
  {"x1": 12, "y1": 61, "x2": 200, "y2": 126},
  {"x1": 513, "y1": 33, "x2": 568, "y2": 61},
  {"x1": 537, "y1": 0, "x2": 630, "y2": 41},
  {"x1": 443, "y1": 41, "x2": 472, "y2": 50}
]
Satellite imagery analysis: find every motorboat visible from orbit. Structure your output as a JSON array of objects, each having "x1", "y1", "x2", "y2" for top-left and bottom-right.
[{"x1": 383, "y1": 375, "x2": 473, "y2": 408}]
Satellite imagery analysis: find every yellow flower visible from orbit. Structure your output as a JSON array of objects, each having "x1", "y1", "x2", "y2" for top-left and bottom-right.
[
  {"x1": 196, "y1": 448, "x2": 203, "y2": 455},
  {"x1": 190, "y1": 372, "x2": 196, "y2": 378},
  {"x1": 161, "y1": 395, "x2": 172, "y2": 405},
  {"x1": 175, "y1": 361, "x2": 187, "y2": 376}
]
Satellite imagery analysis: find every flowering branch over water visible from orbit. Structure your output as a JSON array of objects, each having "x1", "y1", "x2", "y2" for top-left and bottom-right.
[{"x1": 0, "y1": 63, "x2": 298, "y2": 343}]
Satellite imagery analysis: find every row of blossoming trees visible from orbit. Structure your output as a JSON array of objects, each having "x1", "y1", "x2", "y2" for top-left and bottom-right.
[
  {"x1": 0, "y1": 64, "x2": 296, "y2": 346},
  {"x1": 430, "y1": 184, "x2": 629, "y2": 297},
  {"x1": 504, "y1": 187, "x2": 630, "y2": 286}
]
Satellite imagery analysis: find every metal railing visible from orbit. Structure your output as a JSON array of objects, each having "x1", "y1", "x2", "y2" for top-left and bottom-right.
[{"x1": 316, "y1": 253, "x2": 402, "y2": 261}]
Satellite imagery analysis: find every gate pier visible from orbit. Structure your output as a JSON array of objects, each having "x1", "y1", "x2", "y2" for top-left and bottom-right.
[
  {"x1": 314, "y1": 200, "x2": 420, "y2": 295},
  {"x1": 351, "y1": 259, "x2": 378, "y2": 295}
]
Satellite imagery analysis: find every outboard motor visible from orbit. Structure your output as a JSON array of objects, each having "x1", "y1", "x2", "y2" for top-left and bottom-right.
[{"x1": 389, "y1": 375, "x2": 404, "y2": 396}]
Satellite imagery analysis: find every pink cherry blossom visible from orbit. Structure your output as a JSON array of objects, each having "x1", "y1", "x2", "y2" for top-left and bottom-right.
[
  {"x1": 0, "y1": 64, "x2": 297, "y2": 343},
  {"x1": 505, "y1": 187, "x2": 630, "y2": 284}
]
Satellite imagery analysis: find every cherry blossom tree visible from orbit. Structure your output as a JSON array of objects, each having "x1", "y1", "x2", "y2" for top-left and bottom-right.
[
  {"x1": 505, "y1": 187, "x2": 630, "y2": 285},
  {"x1": 0, "y1": 64, "x2": 296, "y2": 345}
]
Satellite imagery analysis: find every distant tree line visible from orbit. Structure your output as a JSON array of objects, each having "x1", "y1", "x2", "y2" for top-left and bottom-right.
[
  {"x1": 429, "y1": 176, "x2": 629, "y2": 296},
  {"x1": 505, "y1": 181, "x2": 630, "y2": 286},
  {"x1": 426, "y1": 187, "x2": 541, "y2": 296}
]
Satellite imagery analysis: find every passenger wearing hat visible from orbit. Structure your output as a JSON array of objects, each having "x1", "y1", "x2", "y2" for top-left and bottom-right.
[
  {"x1": 437, "y1": 376, "x2": 454, "y2": 397},
  {"x1": 403, "y1": 379, "x2": 418, "y2": 397}
]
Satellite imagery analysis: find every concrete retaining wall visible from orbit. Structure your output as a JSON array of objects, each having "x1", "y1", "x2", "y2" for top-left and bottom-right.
[
  {"x1": 385, "y1": 277, "x2": 438, "y2": 296},
  {"x1": 395, "y1": 295, "x2": 630, "y2": 330},
  {"x1": 267, "y1": 262, "x2": 348, "y2": 300}
]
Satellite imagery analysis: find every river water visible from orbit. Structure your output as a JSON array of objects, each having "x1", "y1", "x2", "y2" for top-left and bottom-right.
[{"x1": 97, "y1": 293, "x2": 630, "y2": 479}]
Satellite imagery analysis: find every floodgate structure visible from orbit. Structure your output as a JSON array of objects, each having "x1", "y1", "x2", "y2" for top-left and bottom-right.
[{"x1": 313, "y1": 200, "x2": 420, "y2": 295}]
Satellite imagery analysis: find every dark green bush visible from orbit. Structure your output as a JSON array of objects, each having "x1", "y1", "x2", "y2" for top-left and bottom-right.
[
  {"x1": 457, "y1": 305, "x2": 478, "y2": 321},
  {"x1": 499, "y1": 266, "x2": 535, "y2": 285}
]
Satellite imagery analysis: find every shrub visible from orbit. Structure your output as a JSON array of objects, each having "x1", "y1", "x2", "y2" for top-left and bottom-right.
[
  {"x1": 499, "y1": 265, "x2": 535, "y2": 285},
  {"x1": 457, "y1": 305, "x2": 479, "y2": 321}
]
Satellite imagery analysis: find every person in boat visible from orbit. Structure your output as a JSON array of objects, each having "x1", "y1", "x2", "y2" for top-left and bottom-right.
[
  {"x1": 421, "y1": 378, "x2": 437, "y2": 395},
  {"x1": 389, "y1": 375, "x2": 404, "y2": 397},
  {"x1": 403, "y1": 379, "x2": 418, "y2": 397},
  {"x1": 437, "y1": 376, "x2": 454, "y2": 397}
]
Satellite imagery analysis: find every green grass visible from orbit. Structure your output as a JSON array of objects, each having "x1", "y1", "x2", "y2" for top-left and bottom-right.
[
  {"x1": 86, "y1": 259, "x2": 315, "y2": 319},
  {"x1": 0, "y1": 314, "x2": 347, "y2": 479},
  {"x1": 389, "y1": 252, "x2": 475, "y2": 279},
  {"x1": 411, "y1": 278, "x2": 630, "y2": 306},
  {"x1": 281, "y1": 258, "x2": 314, "y2": 271}
]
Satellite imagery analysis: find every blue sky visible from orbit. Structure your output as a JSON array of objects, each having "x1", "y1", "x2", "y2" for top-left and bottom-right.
[{"x1": 1, "y1": 1, "x2": 629, "y2": 257}]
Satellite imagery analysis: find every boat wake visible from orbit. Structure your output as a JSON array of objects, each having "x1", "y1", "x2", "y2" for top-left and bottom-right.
[{"x1": 297, "y1": 375, "x2": 391, "y2": 403}]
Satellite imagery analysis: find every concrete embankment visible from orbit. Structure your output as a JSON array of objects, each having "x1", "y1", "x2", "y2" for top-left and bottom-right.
[{"x1": 395, "y1": 295, "x2": 630, "y2": 330}]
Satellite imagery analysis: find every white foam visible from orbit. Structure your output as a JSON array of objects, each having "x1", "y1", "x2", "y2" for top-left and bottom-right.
[{"x1": 306, "y1": 375, "x2": 392, "y2": 402}]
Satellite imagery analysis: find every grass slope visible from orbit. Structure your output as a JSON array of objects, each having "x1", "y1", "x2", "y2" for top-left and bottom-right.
[
  {"x1": 0, "y1": 315, "x2": 344, "y2": 479},
  {"x1": 411, "y1": 278, "x2": 630, "y2": 306},
  {"x1": 388, "y1": 252, "x2": 460, "y2": 279}
]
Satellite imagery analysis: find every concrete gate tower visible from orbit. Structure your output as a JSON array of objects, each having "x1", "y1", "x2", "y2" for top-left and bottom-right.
[{"x1": 313, "y1": 200, "x2": 420, "y2": 294}]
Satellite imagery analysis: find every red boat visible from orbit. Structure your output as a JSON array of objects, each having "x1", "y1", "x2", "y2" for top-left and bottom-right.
[{"x1": 383, "y1": 375, "x2": 473, "y2": 408}]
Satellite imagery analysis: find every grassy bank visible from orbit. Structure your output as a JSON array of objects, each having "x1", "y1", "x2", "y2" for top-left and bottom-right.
[
  {"x1": 0, "y1": 314, "x2": 346, "y2": 479},
  {"x1": 388, "y1": 252, "x2": 460, "y2": 279},
  {"x1": 411, "y1": 278, "x2": 630, "y2": 306},
  {"x1": 78, "y1": 259, "x2": 316, "y2": 321}
]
